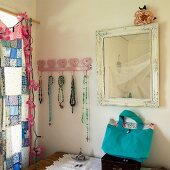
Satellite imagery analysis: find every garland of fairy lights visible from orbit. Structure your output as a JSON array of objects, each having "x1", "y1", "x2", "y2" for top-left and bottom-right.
[{"x1": 19, "y1": 13, "x2": 41, "y2": 164}]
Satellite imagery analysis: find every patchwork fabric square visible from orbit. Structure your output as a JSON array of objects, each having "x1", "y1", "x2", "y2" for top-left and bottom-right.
[
  {"x1": 0, "y1": 68, "x2": 5, "y2": 97},
  {"x1": 1, "y1": 39, "x2": 23, "y2": 67},
  {"x1": 6, "y1": 152, "x2": 22, "y2": 170},
  {"x1": 17, "y1": 49, "x2": 22, "y2": 58},
  {"x1": 2, "y1": 47, "x2": 10, "y2": 57},
  {"x1": 1, "y1": 40, "x2": 11, "y2": 48},
  {"x1": 5, "y1": 105, "x2": 21, "y2": 126},
  {"x1": 10, "y1": 40, "x2": 17, "y2": 48},
  {"x1": 10, "y1": 48, "x2": 17, "y2": 59},
  {"x1": 0, "y1": 47, "x2": 3, "y2": 66},
  {"x1": 22, "y1": 121, "x2": 29, "y2": 147},
  {"x1": 13, "y1": 162, "x2": 21, "y2": 170},
  {"x1": 0, "y1": 131, "x2": 6, "y2": 156},
  {"x1": 5, "y1": 58, "x2": 10, "y2": 67},
  {"x1": 0, "y1": 133, "x2": 3, "y2": 155},
  {"x1": 6, "y1": 125, "x2": 22, "y2": 157},
  {"x1": 17, "y1": 39, "x2": 22, "y2": 49},
  {"x1": 12, "y1": 152, "x2": 22, "y2": 165},
  {"x1": 10, "y1": 59, "x2": 17, "y2": 67},
  {"x1": 21, "y1": 95, "x2": 29, "y2": 121},
  {"x1": 9, "y1": 114, "x2": 21, "y2": 126},
  {"x1": 16, "y1": 58, "x2": 22, "y2": 67},
  {"x1": 0, "y1": 69, "x2": 2, "y2": 97},
  {"x1": 5, "y1": 96, "x2": 22, "y2": 106},
  {"x1": 9, "y1": 106, "x2": 19, "y2": 116},
  {"x1": 22, "y1": 70, "x2": 29, "y2": 94},
  {"x1": 4, "y1": 67, "x2": 22, "y2": 95},
  {"x1": 6, "y1": 158, "x2": 13, "y2": 170},
  {"x1": 0, "y1": 50, "x2": 5, "y2": 67},
  {"x1": 22, "y1": 147, "x2": 29, "y2": 168}
]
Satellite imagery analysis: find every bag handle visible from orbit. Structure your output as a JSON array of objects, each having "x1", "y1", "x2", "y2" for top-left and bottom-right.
[{"x1": 118, "y1": 110, "x2": 144, "y2": 130}]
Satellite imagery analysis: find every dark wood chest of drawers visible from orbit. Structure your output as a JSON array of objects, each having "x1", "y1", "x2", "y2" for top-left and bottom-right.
[{"x1": 101, "y1": 154, "x2": 141, "y2": 170}]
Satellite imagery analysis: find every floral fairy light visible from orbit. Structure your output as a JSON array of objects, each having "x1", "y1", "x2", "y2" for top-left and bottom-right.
[{"x1": 0, "y1": 27, "x2": 10, "y2": 40}]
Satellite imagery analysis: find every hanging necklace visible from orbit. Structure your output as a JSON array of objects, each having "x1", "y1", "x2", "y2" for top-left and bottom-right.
[
  {"x1": 58, "y1": 75, "x2": 65, "y2": 109},
  {"x1": 81, "y1": 73, "x2": 90, "y2": 142},
  {"x1": 48, "y1": 75, "x2": 54, "y2": 125},
  {"x1": 39, "y1": 74, "x2": 43, "y2": 104},
  {"x1": 70, "y1": 75, "x2": 76, "y2": 113}
]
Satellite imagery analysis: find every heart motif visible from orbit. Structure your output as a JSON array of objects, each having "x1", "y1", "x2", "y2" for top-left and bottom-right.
[
  {"x1": 47, "y1": 60, "x2": 56, "y2": 68},
  {"x1": 81, "y1": 57, "x2": 92, "y2": 67},
  {"x1": 69, "y1": 58, "x2": 79, "y2": 67},
  {"x1": 57, "y1": 59, "x2": 67, "y2": 67},
  {"x1": 37, "y1": 60, "x2": 46, "y2": 68}
]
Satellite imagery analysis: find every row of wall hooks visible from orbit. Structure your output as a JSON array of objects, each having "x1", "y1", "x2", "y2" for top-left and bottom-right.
[
  {"x1": 37, "y1": 57, "x2": 92, "y2": 72},
  {"x1": 37, "y1": 57, "x2": 92, "y2": 142}
]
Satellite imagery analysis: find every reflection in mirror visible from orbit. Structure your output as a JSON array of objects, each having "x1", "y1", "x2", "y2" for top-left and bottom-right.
[
  {"x1": 96, "y1": 23, "x2": 159, "y2": 107},
  {"x1": 104, "y1": 33, "x2": 151, "y2": 99}
]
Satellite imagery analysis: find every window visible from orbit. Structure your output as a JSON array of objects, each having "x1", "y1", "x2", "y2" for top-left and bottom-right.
[{"x1": 0, "y1": 11, "x2": 18, "y2": 27}]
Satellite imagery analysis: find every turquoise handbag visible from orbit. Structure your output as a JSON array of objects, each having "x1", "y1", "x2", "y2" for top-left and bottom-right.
[{"x1": 102, "y1": 110, "x2": 154, "y2": 162}]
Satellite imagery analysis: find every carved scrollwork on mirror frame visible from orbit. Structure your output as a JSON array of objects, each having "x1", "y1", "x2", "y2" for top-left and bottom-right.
[{"x1": 96, "y1": 23, "x2": 159, "y2": 107}]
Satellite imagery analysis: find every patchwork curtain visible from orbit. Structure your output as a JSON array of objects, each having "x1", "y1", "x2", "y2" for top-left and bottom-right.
[{"x1": 0, "y1": 20, "x2": 30, "y2": 169}]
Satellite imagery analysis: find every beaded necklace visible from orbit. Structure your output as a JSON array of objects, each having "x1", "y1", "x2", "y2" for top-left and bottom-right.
[
  {"x1": 48, "y1": 75, "x2": 54, "y2": 125},
  {"x1": 39, "y1": 74, "x2": 43, "y2": 104},
  {"x1": 70, "y1": 75, "x2": 76, "y2": 113},
  {"x1": 58, "y1": 75, "x2": 65, "y2": 109},
  {"x1": 81, "y1": 74, "x2": 90, "y2": 142}
]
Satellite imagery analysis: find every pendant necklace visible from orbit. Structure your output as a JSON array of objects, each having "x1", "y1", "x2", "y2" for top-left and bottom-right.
[
  {"x1": 39, "y1": 73, "x2": 43, "y2": 104},
  {"x1": 81, "y1": 72, "x2": 90, "y2": 142},
  {"x1": 48, "y1": 75, "x2": 54, "y2": 125},
  {"x1": 58, "y1": 75, "x2": 65, "y2": 109},
  {"x1": 70, "y1": 74, "x2": 76, "y2": 113}
]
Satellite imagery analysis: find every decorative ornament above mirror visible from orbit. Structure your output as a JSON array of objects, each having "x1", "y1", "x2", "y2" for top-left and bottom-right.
[
  {"x1": 96, "y1": 23, "x2": 159, "y2": 107},
  {"x1": 134, "y1": 5, "x2": 156, "y2": 25}
]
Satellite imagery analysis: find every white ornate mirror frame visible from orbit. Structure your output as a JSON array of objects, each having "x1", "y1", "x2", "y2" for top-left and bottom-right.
[{"x1": 96, "y1": 23, "x2": 159, "y2": 107}]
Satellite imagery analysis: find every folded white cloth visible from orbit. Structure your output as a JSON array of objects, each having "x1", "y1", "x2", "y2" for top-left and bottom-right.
[{"x1": 46, "y1": 154, "x2": 101, "y2": 170}]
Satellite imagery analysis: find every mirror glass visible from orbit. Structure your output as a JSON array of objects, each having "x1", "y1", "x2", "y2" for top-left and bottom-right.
[
  {"x1": 104, "y1": 33, "x2": 151, "y2": 99},
  {"x1": 96, "y1": 23, "x2": 159, "y2": 107}
]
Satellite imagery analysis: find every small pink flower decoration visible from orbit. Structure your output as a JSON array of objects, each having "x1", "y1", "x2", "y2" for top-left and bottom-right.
[
  {"x1": 0, "y1": 27, "x2": 11, "y2": 41},
  {"x1": 25, "y1": 61, "x2": 32, "y2": 73},
  {"x1": 134, "y1": 5, "x2": 156, "y2": 25},
  {"x1": 33, "y1": 146, "x2": 43, "y2": 156},
  {"x1": 26, "y1": 99, "x2": 36, "y2": 109},
  {"x1": 22, "y1": 27, "x2": 30, "y2": 38},
  {"x1": 69, "y1": 58, "x2": 79, "y2": 67},
  {"x1": 26, "y1": 63, "x2": 32, "y2": 74},
  {"x1": 81, "y1": 57, "x2": 92, "y2": 67},
  {"x1": 57, "y1": 59, "x2": 67, "y2": 67},
  {"x1": 24, "y1": 46, "x2": 33, "y2": 56},
  {"x1": 22, "y1": 27, "x2": 28, "y2": 36},
  {"x1": 17, "y1": 12, "x2": 29, "y2": 21},
  {"x1": 27, "y1": 113, "x2": 34, "y2": 126},
  {"x1": 29, "y1": 80, "x2": 39, "y2": 91}
]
